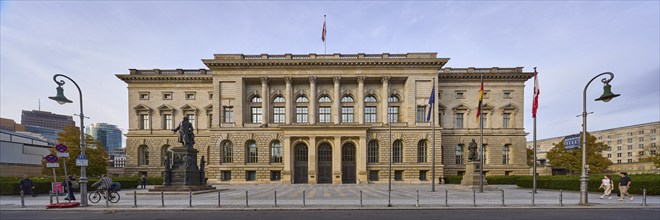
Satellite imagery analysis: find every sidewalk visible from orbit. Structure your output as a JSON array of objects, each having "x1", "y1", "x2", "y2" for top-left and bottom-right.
[{"x1": 1, "y1": 184, "x2": 658, "y2": 210}]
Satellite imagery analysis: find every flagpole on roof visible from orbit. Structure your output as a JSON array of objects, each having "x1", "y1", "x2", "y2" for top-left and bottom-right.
[{"x1": 479, "y1": 72, "x2": 484, "y2": 193}]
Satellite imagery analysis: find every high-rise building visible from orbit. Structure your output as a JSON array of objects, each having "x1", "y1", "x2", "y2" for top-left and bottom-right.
[
  {"x1": 86, "y1": 123, "x2": 123, "y2": 151},
  {"x1": 20, "y1": 110, "x2": 75, "y2": 142},
  {"x1": 117, "y1": 52, "x2": 533, "y2": 184}
]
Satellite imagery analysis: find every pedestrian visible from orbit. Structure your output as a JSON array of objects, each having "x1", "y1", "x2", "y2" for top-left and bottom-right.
[
  {"x1": 64, "y1": 175, "x2": 76, "y2": 201},
  {"x1": 18, "y1": 175, "x2": 36, "y2": 197},
  {"x1": 140, "y1": 174, "x2": 147, "y2": 189},
  {"x1": 618, "y1": 172, "x2": 633, "y2": 201},
  {"x1": 598, "y1": 175, "x2": 613, "y2": 199}
]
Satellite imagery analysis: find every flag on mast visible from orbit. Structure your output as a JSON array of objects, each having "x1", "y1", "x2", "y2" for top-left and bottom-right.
[
  {"x1": 322, "y1": 15, "x2": 327, "y2": 42},
  {"x1": 476, "y1": 75, "x2": 484, "y2": 125},
  {"x1": 532, "y1": 67, "x2": 540, "y2": 118},
  {"x1": 426, "y1": 85, "x2": 435, "y2": 122}
]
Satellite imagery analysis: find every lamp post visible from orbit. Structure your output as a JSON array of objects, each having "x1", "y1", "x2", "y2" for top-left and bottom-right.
[
  {"x1": 48, "y1": 74, "x2": 89, "y2": 207},
  {"x1": 580, "y1": 72, "x2": 620, "y2": 205}
]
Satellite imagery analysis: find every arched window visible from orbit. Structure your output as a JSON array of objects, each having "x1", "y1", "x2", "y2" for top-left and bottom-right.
[
  {"x1": 273, "y1": 96, "x2": 285, "y2": 103},
  {"x1": 271, "y1": 141, "x2": 283, "y2": 163},
  {"x1": 222, "y1": 141, "x2": 233, "y2": 163},
  {"x1": 502, "y1": 144, "x2": 511, "y2": 165},
  {"x1": 364, "y1": 95, "x2": 377, "y2": 103},
  {"x1": 341, "y1": 95, "x2": 354, "y2": 103},
  {"x1": 393, "y1": 140, "x2": 403, "y2": 163},
  {"x1": 138, "y1": 145, "x2": 149, "y2": 165},
  {"x1": 319, "y1": 95, "x2": 331, "y2": 103},
  {"x1": 251, "y1": 96, "x2": 262, "y2": 103},
  {"x1": 367, "y1": 140, "x2": 379, "y2": 163},
  {"x1": 387, "y1": 95, "x2": 400, "y2": 103},
  {"x1": 246, "y1": 140, "x2": 258, "y2": 163},
  {"x1": 455, "y1": 144, "x2": 463, "y2": 165},
  {"x1": 296, "y1": 96, "x2": 308, "y2": 103},
  {"x1": 417, "y1": 140, "x2": 427, "y2": 163}
]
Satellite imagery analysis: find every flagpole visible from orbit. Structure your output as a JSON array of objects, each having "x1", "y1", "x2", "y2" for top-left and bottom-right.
[
  {"x1": 431, "y1": 78, "x2": 436, "y2": 192},
  {"x1": 479, "y1": 73, "x2": 484, "y2": 193},
  {"x1": 387, "y1": 88, "x2": 392, "y2": 207},
  {"x1": 533, "y1": 67, "x2": 538, "y2": 195}
]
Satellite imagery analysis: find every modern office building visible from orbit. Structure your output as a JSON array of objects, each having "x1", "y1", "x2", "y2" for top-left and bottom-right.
[
  {"x1": 86, "y1": 123, "x2": 123, "y2": 151},
  {"x1": 20, "y1": 110, "x2": 75, "y2": 142},
  {"x1": 117, "y1": 53, "x2": 533, "y2": 184}
]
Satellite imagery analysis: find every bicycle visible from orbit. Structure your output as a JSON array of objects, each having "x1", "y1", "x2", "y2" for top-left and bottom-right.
[{"x1": 88, "y1": 188, "x2": 120, "y2": 203}]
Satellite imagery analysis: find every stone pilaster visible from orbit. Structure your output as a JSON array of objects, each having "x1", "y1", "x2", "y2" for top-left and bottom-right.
[
  {"x1": 260, "y1": 77, "x2": 269, "y2": 126},
  {"x1": 381, "y1": 76, "x2": 390, "y2": 124},
  {"x1": 333, "y1": 76, "x2": 341, "y2": 124},
  {"x1": 357, "y1": 76, "x2": 365, "y2": 124},
  {"x1": 309, "y1": 76, "x2": 317, "y2": 125},
  {"x1": 284, "y1": 76, "x2": 292, "y2": 125}
]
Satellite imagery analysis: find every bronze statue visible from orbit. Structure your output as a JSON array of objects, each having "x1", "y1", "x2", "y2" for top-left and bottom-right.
[
  {"x1": 468, "y1": 139, "x2": 478, "y2": 161},
  {"x1": 163, "y1": 154, "x2": 171, "y2": 185},
  {"x1": 172, "y1": 116, "x2": 195, "y2": 148}
]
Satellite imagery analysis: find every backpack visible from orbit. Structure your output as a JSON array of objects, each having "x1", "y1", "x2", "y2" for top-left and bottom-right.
[{"x1": 71, "y1": 181, "x2": 80, "y2": 189}]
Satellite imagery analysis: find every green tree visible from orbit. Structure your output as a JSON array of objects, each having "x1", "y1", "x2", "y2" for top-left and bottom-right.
[
  {"x1": 41, "y1": 124, "x2": 108, "y2": 177},
  {"x1": 546, "y1": 132, "x2": 612, "y2": 174},
  {"x1": 640, "y1": 147, "x2": 660, "y2": 167},
  {"x1": 526, "y1": 147, "x2": 534, "y2": 167}
]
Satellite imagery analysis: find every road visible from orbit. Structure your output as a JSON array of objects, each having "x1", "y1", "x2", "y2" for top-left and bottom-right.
[{"x1": 2, "y1": 209, "x2": 659, "y2": 220}]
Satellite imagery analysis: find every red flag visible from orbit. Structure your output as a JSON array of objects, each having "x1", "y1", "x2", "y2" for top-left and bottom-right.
[
  {"x1": 322, "y1": 16, "x2": 327, "y2": 42},
  {"x1": 532, "y1": 67, "x2": 540, "y2": 118}
]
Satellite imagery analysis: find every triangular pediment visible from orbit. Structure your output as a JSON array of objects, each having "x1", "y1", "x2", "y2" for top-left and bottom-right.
[
  {"x1": 452, "y1": 103, "x2": 471, "y2": 111},
  {"x1": 180, "y1": 104, "x2": 198, "y2": 112},
  {"x1": 157, "y1": 104, "x2": 175, "y2": 112},
  {"x1": 204, "y1": 104, "x2": 213, "y2": 112},
  {"x1": 133, "y1": 104, "x2": 152, "y2": 112}
]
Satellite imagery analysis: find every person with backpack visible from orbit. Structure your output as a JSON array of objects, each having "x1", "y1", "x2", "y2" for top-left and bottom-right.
[
  {"x1": 18, "y1": 175, "x2": 35, "y2": 197},
  {"x1": 64, "y1": 174, "x2": 77, "y2": 201}
]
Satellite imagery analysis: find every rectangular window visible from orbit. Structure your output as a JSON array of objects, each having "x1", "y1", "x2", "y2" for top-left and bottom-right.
[
  {"x1": 139, "y1": 92, "x2": 149, "y2": 100},
  {"x1": 140, "y1": 114, "x2": 150, "y2": 130},
  {"x1": 639, "y1": 131, "x2": 645, "y2": 135},
  {"x1": 296, "y1": 107, "x2": 308, "y2": 123},
  {"x1": 628, "y1": 145, "x2": 633, "y2": 150},
  {"x1": 223, "y1": 107, "x2": 234, "y2": 123},
  {"x1": 617, "y1": 146, "x2": 622, "y2": 151},
  {"x1": 503, "y1": 91, "x2": 512, "y2": 99},
  {"x1": 185, "y1": 92, "x2": 196, "y2": 100},
  {"x1": 627, "y1": 152, "x2": 633, "y2": 156},
  {"x1": 369, "y1": 170, "x2": 379, "y2": 181},
  {"x1": 162, "y1": 92, "x2": 172, "y2": 100},
  {"x1": 208, "y1": 92, "x2": 213, "y2": 100},
  {"x1": 319, "y1": 107, "x2": 331, "y2": 123},
  {"x1": 617, "y1": 140, "x2": 622, "y2": 144},
  {"x1": 455, "y1": 113, "x2": 464, "y2": 128},
  {"x1": 394, "y1": 171, "x2": 403, "y2": 181},
  {"x1": 341, "y1": 106, "x2": 354, "y2": 123},
  {"x1": 163, "y1": 114, "x2": 172, "y2": 130},
  {"x1": 627, "y1": 138, "x2": 633, "y2": 143},
  {"x1": 639, "y1": 137, "x2": 644, "y2": 142},
  {"x1": 617, "y1": 159, "x2": 621, "y2": 164},
  {"x1": 627, "y1": 159, "x2": 633, "y2": 163},
  {"x1": 639, "y1": 144, "x2": 644, "y2": 149},
  {"x1": 186, "y1": 114, "x2": 195, "y2": 126},
  {"x1": 617, "y1": 153, "x2": 622, "y2": 157},
  {"x1": 251, "y1": 107, "x2": 262, "y2": 124},
  {"x1": 455, "y1": 92, "x2": 465, "y2": 99},
  {"x1": 246, "y1": 171, "x2": 256, "y2": 181},
  {"x1": 419, "y1": 170, "x2": 428, "y2": 181},
  {"x1": 652, "y1": 129, "x2": 657, "y2": 134},
  {"x1": 222, "y1": 171, "x2": 231, "y2": 181},
  {"x1": 273, "y1": 107, "x2": 285, "y2": 124},
  {"x1": 387, "y1": 106, "x2": 399, "y2": 123},
  {"x1": 270, "y1": 171, "x2": 281, "y2": 181},
  {"x1": 503, "y1": 113, "x2": 511, "y2": 128},
  {"x1": 607, "y1": 154, "x2": 612, "y2": 158},
  {"x1": 364, "y1": 107, "x2": 377, "y2": 123},
  {"x1": 416, "y1": 106, "x2": 427, "y2": 122},
  {"x1": 208, "y1": 114, "x2": 213, "y2": 128}
]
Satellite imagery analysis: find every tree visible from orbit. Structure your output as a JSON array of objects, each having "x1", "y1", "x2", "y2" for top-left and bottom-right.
[
  {"x1": 640, "y1": 145, "x2": 660, "y2": 167},
  {"x1": 526, "y1": 147, "x2": 534, "y2": 167},
  {"x1": 41, "y1": 124, "x2": 108, "y2": 177},
  {"x1": 546, "y1": 132, "x2": 612, "y2": 174}
]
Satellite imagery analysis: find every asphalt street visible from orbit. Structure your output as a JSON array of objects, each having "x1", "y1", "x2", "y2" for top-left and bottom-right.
[{"x1": 1, "y1": 209, "x2": 660, "y2": 220}]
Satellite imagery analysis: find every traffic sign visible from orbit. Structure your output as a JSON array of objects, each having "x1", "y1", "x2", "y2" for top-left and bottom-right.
[
  {"x1": 46, "y1": 163, "x2": 60, "y2": 168},
  {"x1": 45, "y1": 154, "x2": 58, "y2": 163},
  {"x1": 56, "y1": 152, "x2": 69, "y2": 158},
  {"x1": 564, "y1": 134, "x2": 581, "y2": 150},
  {"x1": 76, "y1": 159, "x2": 88, "y2": 167},
  {"x1": 55, "y1": 144, "x2": 68, "y2": 152}
]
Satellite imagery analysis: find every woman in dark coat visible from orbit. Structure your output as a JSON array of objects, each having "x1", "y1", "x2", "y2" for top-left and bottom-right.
[{"x1": 64, "y1": 175, "x2": 76, "y2": 201}]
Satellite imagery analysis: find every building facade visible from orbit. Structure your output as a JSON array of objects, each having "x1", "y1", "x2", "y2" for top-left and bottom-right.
[
  {"x1": 21, "y1": 110, "x2": 75, "y2": 142},
  {"x1": 527, "y1": 121, "x2": 659, "y2": 165},
  {"x1": 0, "y1": 130, "x2": 53, "y2": 176},
  {"x1": 117, "y1": 53, "x2": 533, "y2": 184},
  {"x1": 86, "y1": 123, "x2": 123, "y2": 151}
]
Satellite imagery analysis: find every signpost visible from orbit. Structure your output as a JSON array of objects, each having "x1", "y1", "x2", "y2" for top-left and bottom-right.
[
  {"x1": 55, "y1": 144, "x2": 70, "y2": 203},
  {"x1": 45, "y1": 153, "x2": 60, "y2": 203}
]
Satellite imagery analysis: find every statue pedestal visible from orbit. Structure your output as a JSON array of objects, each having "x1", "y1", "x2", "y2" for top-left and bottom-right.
[
  {"x1": 458, "y1": 161, "x2": 496, "y2": 190},
  {"x1": 149, "y1": 146, "x2": 215, "y2": 192}
]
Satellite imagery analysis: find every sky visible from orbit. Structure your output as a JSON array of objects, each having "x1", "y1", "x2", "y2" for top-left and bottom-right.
[{"x1": 1, "y1": 1, "x2": 659, "y2": 145}]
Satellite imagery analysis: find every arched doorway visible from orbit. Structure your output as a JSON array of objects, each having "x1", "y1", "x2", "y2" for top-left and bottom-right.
[
  {"x1": 317, "y1": 143, "x2": 332, "y2": 184},
  {"x1": 342, "y1": 143, "x2": 356, "y2": 184},
  {"x1": 294, "y1": 143, "x2": 308, "y2": 184}
]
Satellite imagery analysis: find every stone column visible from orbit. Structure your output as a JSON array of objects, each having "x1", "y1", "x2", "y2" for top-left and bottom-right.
[
  {"x1": 213, "y1": 79, "x2": 221, "y2": 127},
  {"x1": 309, "y1": 76, "x2": 317, "y2": 125},
  {"x1": 332, "y1": 137, "x2": 342, "y2": 184},
  {"x1": 308, "y1": 136, "x2": 317, "y2": 184},
  {"x1": 284, "y1": 76, "x2": 293, "y2": 125},
  {"x1": 381, "y1": 76, "x2": 390, "y2": 124},
  {"x1": 282, "y1": 136, "x2": 292, "y2": 183},
  {"x1": 357, "y1": 76, "x2": 365, "y2": 124},
  {"x1": 260, "y1": 77, "x2": 269, "y2": 126},
  {"x1": 357, "y1": 136, "x2": 368, "y2": 184},
  {"x1": 333, "y1": 76, "x2": 341, "y2": 124}
]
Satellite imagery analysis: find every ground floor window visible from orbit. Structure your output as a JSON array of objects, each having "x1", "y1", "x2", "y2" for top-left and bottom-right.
[
  {"x1": 222, "y1": 171, "x2": 232, "y2": 181},
  {"x1": 270, "y1": 171, "x2": 281, "y2": 181},
  {"x1": 419, "y1": 170, "x2": 428, "y2": 181},
  {"x1": 505, "y1": 171, "x2": 513, "y2": 176},
  {"x1": 457, "y1": 171, "x2": 465, "y2": 176},
  {"x1": 246, "y1": 171, "x2": 256, "y2": 181},
  {"x1": 394, "y1": 170, "x2": 403, "y2": 181},
  {"x1": 369, "y1": 170, "x2": 379, "y2": 181}
]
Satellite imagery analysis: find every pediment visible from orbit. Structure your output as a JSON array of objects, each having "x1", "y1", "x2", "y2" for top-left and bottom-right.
[
  {"x1": 157, "y1": 104, "x2": 175, "y2": 112},
  {"x1": 133, "y1": 104, "x2": 152, "y2": 112}
]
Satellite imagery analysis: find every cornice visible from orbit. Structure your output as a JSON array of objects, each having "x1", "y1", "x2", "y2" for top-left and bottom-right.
[{"x1": 115, "y1": 74, "x2": 212, "y2": 82}]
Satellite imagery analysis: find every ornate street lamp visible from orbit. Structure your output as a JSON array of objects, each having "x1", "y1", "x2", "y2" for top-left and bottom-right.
[
  {"x1": 580, "y1": 72, "x2": 620, "y2": 205},
  {"x1": 49, "y1": 74, "x2": 89, "y2": 207}
]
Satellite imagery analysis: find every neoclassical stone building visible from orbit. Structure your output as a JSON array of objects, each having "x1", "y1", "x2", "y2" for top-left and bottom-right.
[{"x1": 116, "y1": 53, "x2": 533, "y2": 184}]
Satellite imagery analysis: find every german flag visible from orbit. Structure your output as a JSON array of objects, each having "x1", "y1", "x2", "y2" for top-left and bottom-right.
[{"x1": 476, "y1": 75, "x2": 484, "y2": 126}]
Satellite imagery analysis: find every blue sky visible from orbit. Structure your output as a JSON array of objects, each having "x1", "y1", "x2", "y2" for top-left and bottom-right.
[{"x1": 1, "y1": 1, "x2": 658, "y2": 143}]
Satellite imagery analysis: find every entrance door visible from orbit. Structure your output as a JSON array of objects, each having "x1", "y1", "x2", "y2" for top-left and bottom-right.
[
  {"x1": 341, "y1": 143, "x2": 356, "y2": 184},
  {"x1": 317, "y1": 143, "x2": 332, "y2": 184},
  {"x1": 294, "y1": 143, "x2": 308, "y2": 184}
]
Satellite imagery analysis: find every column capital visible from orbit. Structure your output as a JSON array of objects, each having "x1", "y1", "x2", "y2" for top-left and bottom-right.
[
  {"x1": 284, "y1": 76, "x2": 293, "y2": 84},
  {"x1": 381, "y1": 76, "x2": 390, "y2": 84},
  {"x1": 357, "y1": 76, "x2": 366, "y2": 83},
  {"x1": 309, "y1": 76, "x2": 317, "y2": 83},
  {"x1": 259, "y1": 76, "x2": 268, "y2": 84},
  {"x1": 333, "y1": 76, "x2": 342, "y2": 83}
]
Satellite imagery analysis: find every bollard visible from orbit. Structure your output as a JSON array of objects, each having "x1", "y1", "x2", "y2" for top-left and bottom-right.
[
  {"x1": 133, "y1": 191, "x2": 137, "y2": 207},
  {"x1": 559, "y1": 189, "x2": 563, "y2": 206},
  {"x1": 303, "y1": 190, "x2": 306, "y2": 207},
  {"x1": 274, "y1": 190, "x2": 278, "y2": 207},
  {"x1": 360, "y1": 190, "x2": 363, "y2": 207},
  {"x1": 161, "y1": 190, "x2": 165, "y2": 207},
  {"x1": 49, "y1": 192, "x2": 53, "y2": 204},
  {"x1": 444, "y1": 190, "x2": 448, "y2": 207},
  {"x1": 189, "y1": 190, "x2": 192, "y2": 207},
  {"x1": 416, "y1": 190, "x2": 420, "y2": 207},
  {"x1": 472, "y1": 190, "x2": 476, "y2": 207},
  {"x1": 501, "y1": 189, "x2": 505, "y2": 207},
  {"x1": 20, "y1": 190, "x2": 25, "y2": 208},
  {"x1": 105, "y1": 191, "x2": 109, "y2": 207},
  {"x1": 245, "y1": 190, "x2": 249, "y2": 207},
  {"x1": 642, "y1": 188, "x2": 647, "y2": 206},
  {"x1": 217, "y1": 190, "x2": 221, "y2": 208}
]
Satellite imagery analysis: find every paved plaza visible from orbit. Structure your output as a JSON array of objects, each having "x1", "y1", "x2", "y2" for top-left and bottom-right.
[{"x1": 1, "y1": 184, "x2": 658, "y2": 210}]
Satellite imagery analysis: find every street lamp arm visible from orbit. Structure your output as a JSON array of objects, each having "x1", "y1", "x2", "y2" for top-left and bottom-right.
[{"x1": 583, "y1": 72, "x2": 614, "y2": 98}]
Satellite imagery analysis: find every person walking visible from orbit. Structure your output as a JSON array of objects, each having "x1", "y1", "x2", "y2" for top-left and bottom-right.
[
  {"x1": 18, "y1": 175, "x2": 35, "y2": 197},
  {"x1": 64, "y1": 175, "x2": 76, "y2": 201},
  {"x1": 618, "y1": 172, "x2": 633, "y2": 201},
  {"x1": 598, "y1": 175, "x2": 613, "y2": 199},
  {"x1": 140, "y1": 174, "x2": 147, "y2": 189}
]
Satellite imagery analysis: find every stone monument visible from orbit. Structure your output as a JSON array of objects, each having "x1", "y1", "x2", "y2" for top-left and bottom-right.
[
  {"x1": 459, "y1": 139, "x2": 493, "y2": 190},
  {"x1": 151, "y1": 117, "x2": 215, "y2": 191}
]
